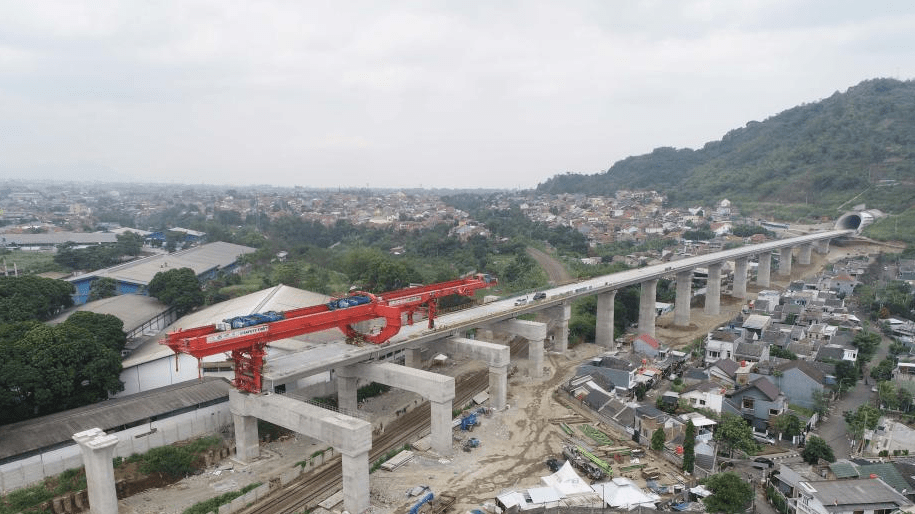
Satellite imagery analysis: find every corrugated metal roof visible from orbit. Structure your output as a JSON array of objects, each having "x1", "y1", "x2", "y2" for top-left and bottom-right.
[
  {"x1": 48, "y1": 294, "x2": 169, "y2": 333},
  {"x1": 829, "y1": 461, "x2": 860, "y2": 479},
  {"x1": 67, "y1": 241, "x2": 256, "y2": 286},
  {"x1": 0, "y1": 377, "x2": 232, "y2": 461}
]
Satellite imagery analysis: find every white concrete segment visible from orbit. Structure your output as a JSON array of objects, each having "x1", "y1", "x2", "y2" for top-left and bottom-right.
[
  {"x1": 595, "y1": 290, "x2": 616, "y2": 348},
  {"x1": 799, "y1": 243, "x2": 813, "y2": 265},
  {"x1": 73, "y1": 428, "x2": 119, "y2": 514},
  {"x1": 445, "y1": 337, "x2": 510, "y2": 368},
  {"x1": 552, "y1": 302, "x2": 571, "y2": 353},
  {"x1": 338, "y1": 362, "x2": 455, "y2": 403}
]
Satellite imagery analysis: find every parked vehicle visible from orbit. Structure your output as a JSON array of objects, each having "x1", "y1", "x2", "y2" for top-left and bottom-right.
[
  {"x1": 514, "y1": 297, "x2": 528, "y2": 306},
  {"x1": 533, "y1": 292, "x2": 547, "y2": 300},
  {"x1": 752, "y1": 432, "x2": 776, "y2": 445},
  {"x1": 753, "y1": 457, "x2": 775, "y2": 468}
]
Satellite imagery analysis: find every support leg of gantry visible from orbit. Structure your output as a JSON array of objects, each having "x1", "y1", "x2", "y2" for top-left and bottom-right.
[
  {"x1": 72, "y1": 428, "x2": 119, "y2": 514},
  {"x1": 705, "y1": 262, "x2": 722, "y2": 316},
  {"x1": 596, "y1": 290, "x2": 617, "y2": 348},
  {"x1": 638, "y1": 279, "x2": 658, "y2": 337},
  {"x1": 674, "y1": 271, "x2": 691, "y2": 327},
  {"x1": 757, "y1": 251, "x2": 771, "y2": 288}
]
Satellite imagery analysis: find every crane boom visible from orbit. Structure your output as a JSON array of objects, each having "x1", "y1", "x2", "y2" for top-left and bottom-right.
[{"x1": 161, "y1": 273, "x2": 497, "y2": 393}]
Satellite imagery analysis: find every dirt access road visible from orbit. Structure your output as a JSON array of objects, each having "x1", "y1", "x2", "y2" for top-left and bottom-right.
[{"x1": 526, "y1": 246, "x2": 573, "y2": 285}]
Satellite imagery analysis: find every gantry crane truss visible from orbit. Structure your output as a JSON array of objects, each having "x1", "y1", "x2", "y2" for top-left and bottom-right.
[{"x1": 161, "y1": 274, "x2": 497, "y2": 393}]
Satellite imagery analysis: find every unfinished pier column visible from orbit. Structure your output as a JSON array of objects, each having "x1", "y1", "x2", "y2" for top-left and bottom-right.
[
  {"x1": 638, "y1": 279, "x2": 658, "y2": 338},
  {"x1": 336, "y1": 373, "x2": 358, "y2": 414},
  {"x1": 72, "y1": 428, "x2": 119, "y2": 514},
  {"x1": 704, "y1": 263, "x2": 722, "y2": 316},
  {"x1": 489, "y1": 319, "x2": 547, "y2": 378},
  {"x1": 733, "y1": 257, "x2": 748, "y2": 299},
  {"x1": 674, "y1": 271, "x2": 692, "y2": 327},
  {"x1": 231, "y1": 396, "x2": 260, "y2": 462},
  {"x1": 757, "y1": 252, "x2": 772, "y2": 287},
  {"x1": 817, "y1": 239, "x2": 831, "y2": 254},
  {"x1": 799, "y1": 243, "x2": 813, "y2": 265},
  {"x1": 779, "y1": 246, "x2": 794, "y2": 277},
  {"x1": 596, "y1": 290, "x2": 617, "y2": 348},
  {"x1": 404, "y1": 347, "x2": 422, "y2": 369}
]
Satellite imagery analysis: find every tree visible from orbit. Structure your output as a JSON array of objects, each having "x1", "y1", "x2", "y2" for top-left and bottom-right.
[
  {"x1": 870, "y1": 358, "x2": 896, "y2": 382},
  {"x1": 148, "y1": 267, "x2": 204, "y2": 317},
  {"x1": 88, "y1": 277, "x2": 118, "y2": 301},
  {"x1": 771, "y1": 413, "x2": 804, "y2": 439},
  {"x1": 0, "y1": 275, "x2": 74, "y2": 323},
  {"x1": 811, "y1": 389, "x2": 830, "y2": 418},
  {"x1": 852, "y1": 331, "x2": 881, "y2": 362},
  {"x1": 683, "y1": 419, "x2": 696, "y2": 473},
  {"x1": 0, "y1": 322, "x2": 123, "y2": 424},
  {"x1": 801, "y1": 435, "x2": 835, "y2": 464},
  {"x1": 714, "y1": 413, "x2": 759, "y2": 457},
  {"x1": 834, "y1": 360, "x2": 858, "y2": 392},
  {"x1": 651, "y1": 427, "x2": 666, "y2": 451},
  {"x1": 844, "y1": 404, "x2": 880, "y2": 444},
  {"x1": 63, "y1": 311, "x2": 128, "y2": 354},
  {"x1": 703, "y1": 472, "x2": 754, "y2": 514}
]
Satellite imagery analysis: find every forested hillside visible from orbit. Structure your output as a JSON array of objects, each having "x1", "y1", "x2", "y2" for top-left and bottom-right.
[{"x1": 537, "y1": 78, "x2": 915, "y2": 219}]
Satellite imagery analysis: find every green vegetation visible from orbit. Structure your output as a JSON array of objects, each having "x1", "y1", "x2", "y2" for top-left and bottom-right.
[
  {"x1": 0, "y1": 312, "x2": 125, "y2": 424},
  {"x1": 801, "y1": 435, "x2": 835, "y2": 464},
  {"x1": 0, "y1": 467, "x2": 86, "y2": 514},
  {"x1": 682, "y1": 419, "x2": 696, "y2": 473},
  {"x1": 650, "y1": 428, "x2": 666, "y2": 451},
  {"x1": 53, "y1": 233, "x2": 144, "y2": 271},
  {"x1": 148, "y1": 267, "x2": 205, "y2": 317},
  {"x1": 714, "y1": 413, "x2": 759, "y2": 457},
  {"x1": 137, "y1": 436, "x2": 223, "y2": 478},
  {"x1": 182, "y1": 482, "x2": 262, "y2": 514},
  {"x1": 0, "y1": 275, "x2": 73, "y2": 323},
  {"x1": 702, "y1": 472, "x2": 754, "y2": 514},
  {"x1": 537, "y1": 78, "x2": 915, "y2": 223}
]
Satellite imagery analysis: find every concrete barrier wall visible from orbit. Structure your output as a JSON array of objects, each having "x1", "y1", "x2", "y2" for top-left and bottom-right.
[{"x1": 0, "y1": 401, "x2": 233, "y2": 493}]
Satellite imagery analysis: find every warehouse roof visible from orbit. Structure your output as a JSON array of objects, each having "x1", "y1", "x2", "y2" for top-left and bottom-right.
[
  {"x1": 0, "y1": 231, "x2": 118, "y2": 246},
  {"x1": 48, "y1": 294, "x2": 169, "y2": 334},
  {"x1": 67, "y1": 241, "x2": 256, "y2": 286}
]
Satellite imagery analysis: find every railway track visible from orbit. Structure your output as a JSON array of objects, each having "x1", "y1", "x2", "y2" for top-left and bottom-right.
[{"x1": 239, "y1": 365, "x2": 496, "y2": 514}]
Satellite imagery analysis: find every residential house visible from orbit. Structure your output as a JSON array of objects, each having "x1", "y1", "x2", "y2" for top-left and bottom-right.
[
  {"x1": 577, "y1": 355, "x2": 638, "y2": 392},
  {"x1": 735, "y1": 341, "x2": 770, "y2": 364},
  {"x1": 723, "y1": 377, "x2": 787, "y2": 431},
  {"x1": 766, "y1": 360, "x2": 827, "y2": 411},
  {"x1": 679, "y1": 381, "x2": 726, "y2": 414},
  {"x1": 826, "y1": 274, "x2": 858, "y2": 296},
  {"x1": 633, "y1": 404, "x2": 683, "y2": 447},
  {"x1": 794, "y1": 478, "x2": 911, "y2": 514},
  {"x1": 705, "y1": 328, "x2": 743, "y2": 365},
  {"x1": 709, "y1": 358, "x2": 740, "y2": 388},
  {"x1": 742, "y1": 314, "x2": 772, "y2": 340},
  {"x1": 633, "y1": 333, "x2": 664, "y2": 359},
  {"x1": 815, "y1": 343, "x2": 858, "y2": 364}
]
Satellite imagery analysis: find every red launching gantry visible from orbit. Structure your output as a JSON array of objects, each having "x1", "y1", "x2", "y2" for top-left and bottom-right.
[{"x1": 161, "y1": 273, "x2": 497, "y2": 393}]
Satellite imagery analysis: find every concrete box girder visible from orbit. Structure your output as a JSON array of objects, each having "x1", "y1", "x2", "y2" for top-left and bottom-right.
[{"x1": 338, "y1": 362, "x2": 455, "y2": 403}]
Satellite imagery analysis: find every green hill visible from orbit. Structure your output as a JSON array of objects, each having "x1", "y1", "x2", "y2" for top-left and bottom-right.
[{"x1": 537, "y1": 78, "x2": 915, "y2": 220}]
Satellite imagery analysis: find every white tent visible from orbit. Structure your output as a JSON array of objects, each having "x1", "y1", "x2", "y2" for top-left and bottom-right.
[
  {"x1": 540, "y1": 461, "x2": 593, "y2": 495},
  {"x1": 592, "y1": 477, "x2": 660, "y2": 510}
]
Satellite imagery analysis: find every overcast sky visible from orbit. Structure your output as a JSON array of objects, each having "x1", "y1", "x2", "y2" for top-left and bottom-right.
[{"x1": 1, "y1": 1, "x2": 913, "y2": 190}]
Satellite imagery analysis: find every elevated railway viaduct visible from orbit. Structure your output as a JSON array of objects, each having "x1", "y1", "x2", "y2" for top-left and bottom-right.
[{"x1": 78, "y1": 229, "x2": 856, "y2": 514}]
